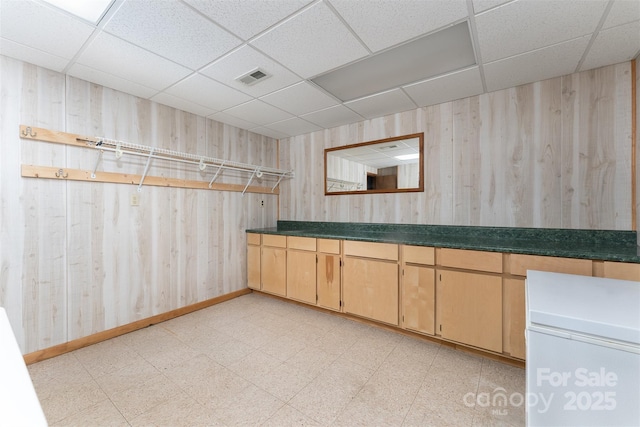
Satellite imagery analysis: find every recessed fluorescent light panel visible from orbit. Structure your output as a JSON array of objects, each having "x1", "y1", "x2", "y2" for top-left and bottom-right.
[
  {"x1": 312, "y1": 22, "x2": 475, "y2": 102},
  {"x1": 395, "y1": 153, "x2": 420, "y2": 161},
  {"x1": 41, "y1": 0, "x2": 113, "y2": 23}
]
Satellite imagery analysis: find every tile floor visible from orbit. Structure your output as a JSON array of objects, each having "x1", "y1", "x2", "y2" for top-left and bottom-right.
[{"x1": 28, "y1": 293, "x2": 525, "y2": 426}]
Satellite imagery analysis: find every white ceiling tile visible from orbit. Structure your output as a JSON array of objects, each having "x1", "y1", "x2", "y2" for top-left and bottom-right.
[
  {"x1": 249, "y1": 126, "x2": 289, "y2": 140},
  {"x1": 0, "y1": 38, "x2": 70, "y2": 72},
  {"x1": 209, "y1": 112, "x2": 260, "y2": 130},
  {"x1": 151, "y1": 92, "x2": 217, "y2": 117},
  {"x1": 67, "y1": 63, "x2": 158, "y2": 99},
  {"x1": 260, "y1": 82, "x2": 339, "y2": 115},
  {"x1": 163, "y1": 74, "x2": 252, "y2": 111},
  {"x1": 183, "y1": 0, "x2": 312, "y2": 40},
  {"x1": 329, "y1": 0, "x2": 468, "y2": 52},
  {"x1": 344, "y1": 89, "x2": 417, "y2": 120},
  {"x1": 0, "y1": 0, "x2": 95, "y2": 59},
  {"x1": 251, "y1": 1, "x2": 369, "y2": 78},
  {"x1": 603, "y1": 0, "x2": 640, "y2": 29},
  {"x1": 476, "y1": 0, "x2": 607, "y2": 62},
  {"x1": 301, "y1": 105, "x2": 364, "y2": 128},
  {"x1": 471, "y1": 0, "x2": 512, "y2": 14},
  {"x1": 75, "y1": 32, "x2": 192, "y2": 91},
  {"x1": 403, "y1": 66, "x2": 484, "y2": 107},
  {"x1": 580, "y1": 21, "x2": 640, "y2": 71},
  {"x1": 484, "y1": 36, "x2": 591, "y2": 92},
  {"x1": 200, "y1": 45, "x2": 301, "y2": 97},
  {"x1": 223, "y1": 100, "x2": 293, "y2": 126},
  {"x1": 263, "y1": 117, "x2": 322, "y2": 137},
  {"x1": 104, "y1": 0, "x2": 241, "y2": 69}
]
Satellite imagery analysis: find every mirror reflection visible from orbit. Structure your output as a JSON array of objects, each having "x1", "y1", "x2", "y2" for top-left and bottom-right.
[{"x1": 324, "y1": 133, "x2": 424, "y2": 195}]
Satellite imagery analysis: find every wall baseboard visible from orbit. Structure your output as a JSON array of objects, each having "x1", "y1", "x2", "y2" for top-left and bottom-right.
[{"x1": 23, "y1": 288, "x2": 252, "y2": 365}]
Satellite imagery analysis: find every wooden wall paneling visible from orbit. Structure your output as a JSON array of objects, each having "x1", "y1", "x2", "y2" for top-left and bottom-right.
[
  {"x1": 0, "y1": 57, "x2": 28, "y2": 350},
  {"x1": 452, "y1": 96, "x2": 482, "y2": 225},
  {"x1": 562, "y1": 63, "x2": 632, "y2": 229},
  {"x1": 18, "y1": 60, "x2": 68, "y2": 352}
]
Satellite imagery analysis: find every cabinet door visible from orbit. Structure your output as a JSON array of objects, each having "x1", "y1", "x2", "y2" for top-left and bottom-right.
[
  {"x1": 318, "y1": 253, "x2": 341, "y2": 311},
  {"x1": 287, "y1": 250, "x2": 316, "y2": 304},
  {"x1": 261, "y1": 247, "x2": 286, "y2": 296},
  {"x1": 247, "y1": 244, "x2": 261, "y2": 290},
  {"x1": 503, "y1": 278, "x2": 526, "y2": 359},
  {"x1": 402, "y1": 265, "x2": 435, "y2": 335},
  {"x1": 438, "y1": 269, "x2": 502, "y2": 353},
  {"x1": 343, "y1": 257, "x2": 398, "y2": 325}
]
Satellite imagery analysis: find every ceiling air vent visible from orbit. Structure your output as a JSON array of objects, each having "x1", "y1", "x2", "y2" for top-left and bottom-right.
[{"x1": 236, "y1": 68, "x2": 271, "y2": 86}]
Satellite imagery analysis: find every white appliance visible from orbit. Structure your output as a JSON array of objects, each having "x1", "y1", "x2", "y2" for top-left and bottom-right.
[
  {"x1": 526, "y1": 270, "x2": 640, "y2": 427},
  {"x1": 0, "y1": 307, "x2": 47, "y2": 426}
]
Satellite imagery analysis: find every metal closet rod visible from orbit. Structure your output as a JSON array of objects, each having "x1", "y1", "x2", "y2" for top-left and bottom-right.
[{"x1": 76, "y1": 136, "x2": 294, "y2": 194}]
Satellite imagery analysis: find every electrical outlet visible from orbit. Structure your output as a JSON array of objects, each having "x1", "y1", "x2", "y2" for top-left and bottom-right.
[
  {"x1": 261, "y1": 200, "x2": 264, "y2": 207},
  {"x1": 130, "y1": 194, "x2": 140, "y2": 206}
]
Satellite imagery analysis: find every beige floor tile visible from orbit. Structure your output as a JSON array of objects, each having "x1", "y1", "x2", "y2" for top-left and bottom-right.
[
  {"x1": 431, "y1": 346, "x2": 484, "y2": 375},
  {"x1": 262, "y1": 404, "x2": 320, "y2": 426},
  {"x1": 214, "y1": 383, "x2": 284, "y2": 426},
  {"x1": 201, "y1": 336, "x2": 255, "y2": 367},
  {"x1": 420, "y1": 370, "x2": 481, "y2": 408},
  {"x1": 51, "y1": 400, "x2": 128, "y2": 427},
  {"x1": 37, "y1": 378, "x2": 109, "y2": 425},
  {"x1": 109, "y1": 373, "x2": 182, "y2": 421},
  {"x1": 258, "y1": 334, "x2": 306, "y2": 362},
  {"x1": 309, "y1": 328, "x2": 356, "y2": 356},
  {"x1": 74, "y1": 338, "x2": 146, "y2": 378},
  {"x1": 284, "y1": 345, "x2": 338, "y2": 379},
  {"x1": 129, "y1": 393, "x2": 225, "y2": 427},
  {"x1": 162, "y1": 354, "x2": 251, "y2": 409},
  {"x1": 403, "y1": 392, "x2": 476, "y2": 427},
  {"x1": 94, "y1": 356, "x2": 161, "y2": 397},
  {"x1": 29, "y1": 353, "x2": 92, "y2": 386},
  {"x1": 340, "y1": 336, "x2": 395, "y2": 371},
  {"x1": 227, "y1": 349, "x2": 283, "y2": 384},
  {"x1": 252, "y1": 361, "x2": 315, "y2": 402}
]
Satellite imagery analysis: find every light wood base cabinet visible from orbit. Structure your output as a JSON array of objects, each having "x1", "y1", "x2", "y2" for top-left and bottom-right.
[
  {"x1": 503, "y1": 278, "x2": 526, "y2": 359},
  {"x1": 317, "y1": 253, "x2": 341, "y2": 311},
  {"x1": 261, "y1": 247, "x2": 286, "y2": 296},
  {"x1": 247, "y1": 244, "x2": 261, "y2": 290},
  {"x1": 287, "y1": 250, "x2": 316, "y2": 304},
  {"x1": 402, "y1": 265, "x2": 435, "y2": 335},
  {"x1": 343, "y1": 257, "x2": 399, "y2": 325},
  {"x1": 438, "y1": 269, "x2": 503, "y2": 353}
]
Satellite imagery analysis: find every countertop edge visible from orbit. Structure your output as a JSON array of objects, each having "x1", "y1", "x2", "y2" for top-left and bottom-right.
[{"x1": 246, "y1": 228, "x2": 640, "y2": 264}]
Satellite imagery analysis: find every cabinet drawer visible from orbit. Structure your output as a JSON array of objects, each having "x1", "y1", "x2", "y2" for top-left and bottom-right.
[
  {"x1": 262, "y1": 234, "x2": 287, "y2": 248},
  {"x1": 403, "y1": 245, "x2": 435, "y2": 265},
  {"x1": 247, "y1": 233, "x2": 261, "y2": 246},
  {"x1": 344, "y1": 240, "x2": 398, "y2": 261},
  {"x1": 508, "y1": 254, "x2": 591, "y2": 277},
  {"x1": 438, "y1": 248, "x2": 502, "y2": 273},
  {"x1": 317, "y1": 238, "x2": 340, "y2": 254},
  {"x1": 288, "y1": 236, "x2": 316, "y2": 251},
  {"x1": 603, "y1": 262, "x2": 640, "y2": 281}
]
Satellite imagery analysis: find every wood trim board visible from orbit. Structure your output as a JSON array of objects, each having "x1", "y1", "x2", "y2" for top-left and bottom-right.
[{"x1": 23, "y1": 288, "x2": 251, "y2": 365}]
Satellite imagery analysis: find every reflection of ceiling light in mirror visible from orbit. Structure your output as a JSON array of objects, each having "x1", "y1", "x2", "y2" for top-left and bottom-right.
[
  {"x1": 312, "y1": 22, "x2": 475, "y2": 102},
  {"x1": 395, "y1": 153, "x2": 420, "y2": 161},
  {"x1": 41, "y1": 0, "x2": 113, "y2": 23}
]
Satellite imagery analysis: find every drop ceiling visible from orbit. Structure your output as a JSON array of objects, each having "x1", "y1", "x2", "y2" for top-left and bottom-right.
[{"x1": 1, "y1": 0, "x2": 639, "y2": 140}]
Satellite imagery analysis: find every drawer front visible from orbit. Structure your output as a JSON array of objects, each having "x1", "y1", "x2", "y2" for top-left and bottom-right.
[
  {"x1": 603, "y1": 262, "x2": 640, "y2": 281},
  {"x1": 262, "y1": 234, "x2": 287, "y2": 248},
  {"x1": 438, "y1": 248, "x2": 503, "y2": 273},
  {"x1": 288, "y1": 236, "x2": 316, "y2": 251},
  {"x1": 317, "y1": 238, "x2": 340, "y2": 254},
  {"x1": 508, "y1": 254, "x2": 591, "y2": 277},
  {"x1": 247, "y1": 233, "x2": 261, "y2": 246},
  {"x1": 343, "y1": 240, "x2": 398, "y2": 261},
  {"x1": 403, "y1": 245, "x2": 435, "y2": 265}
]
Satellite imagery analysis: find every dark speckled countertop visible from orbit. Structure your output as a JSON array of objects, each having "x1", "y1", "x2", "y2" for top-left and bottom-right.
[{"x1": 246, "y1": 221, "x2": 640, "y2": 264}]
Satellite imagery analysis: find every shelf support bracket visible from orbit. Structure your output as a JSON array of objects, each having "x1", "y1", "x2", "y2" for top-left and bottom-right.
[
  {"x1": 137, "y1": 149, "x2": 154, "y2": 192},
  {"x1": 242, "y1": 169, "x2": 257, "y2": 196},
  {"x1": 208, "y1": 161, "x2": 225, "y2": 188},
  {"x1": 91, "y1": 150, "x2": 103, "y2": 179},
  {"x1": 271, "y1": 172, "x2": 287, "y2": 192}
]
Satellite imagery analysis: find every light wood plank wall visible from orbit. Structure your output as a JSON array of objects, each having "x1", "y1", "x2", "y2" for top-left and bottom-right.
[
  {"x1": 0, "y1": 56, "x2": 278, "y2": 354},
  {"x1": 280, "y1": 62, "x2": 633, "y2": 230}
]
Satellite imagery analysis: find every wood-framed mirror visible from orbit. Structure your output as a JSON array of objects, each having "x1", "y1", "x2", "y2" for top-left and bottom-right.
[{"x1": 324, "y1": 133, "x2": 424, "y2": 195}]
